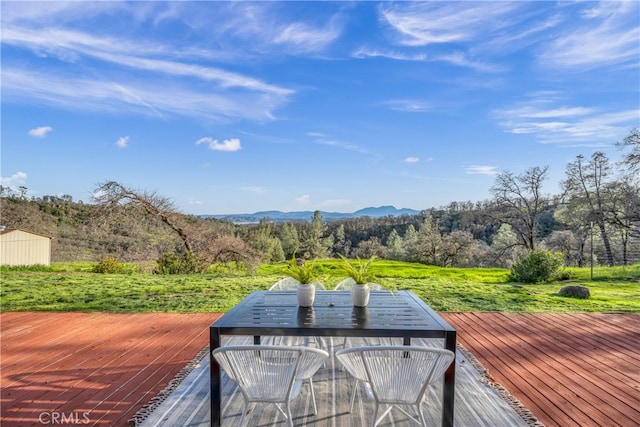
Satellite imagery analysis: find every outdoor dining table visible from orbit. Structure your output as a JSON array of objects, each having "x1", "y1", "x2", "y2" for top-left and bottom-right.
[{"x1": 209, "y1": 290, "x2": 457, "y2": 427}]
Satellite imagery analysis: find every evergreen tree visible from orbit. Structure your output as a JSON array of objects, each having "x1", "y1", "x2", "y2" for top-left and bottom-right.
[
  {"x1": 403, "y1": 224, "x2": 420, "y2": 262},
  {"x1": 332, "y1": 223, "x2": 350, "y2": 257},
  {"x1": 278, "y1": 222, "x2": 300, "y2": 259},
  {"x1": 416, "y1": 215, "x2": 443, "y2": 265},
  {"x1": 385, "y1": 229, "x2": 406, "y2": 260},
  {"x1": 301, "y1": 211, "x2": 332, "y2": 259}
]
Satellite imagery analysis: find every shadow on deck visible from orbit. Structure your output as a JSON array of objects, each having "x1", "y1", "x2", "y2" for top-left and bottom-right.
[{"x1": 137, "y1": 336, "x2": 536, "y2": 427}]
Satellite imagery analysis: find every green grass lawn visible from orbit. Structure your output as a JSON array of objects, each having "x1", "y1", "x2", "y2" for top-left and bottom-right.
[{"x1": 1, "y1": 261, "x2": 638, "y2": 313}]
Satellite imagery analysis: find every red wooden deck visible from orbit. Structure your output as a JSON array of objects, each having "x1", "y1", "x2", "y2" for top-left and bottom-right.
[
  {"x1": 1, "y1": 313, "x2": 220, "y2": 426},
  {"x1": 1, "y1": 312, "x2": 638, "y2": 427},
  {"x1": 443, "y1": 312, "x2": 640, "y2": 427}
]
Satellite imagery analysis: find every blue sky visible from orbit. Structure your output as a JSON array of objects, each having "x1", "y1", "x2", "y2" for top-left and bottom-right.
[{"x1": 2, "y1": 1, "x2": 639, "y2": 215}]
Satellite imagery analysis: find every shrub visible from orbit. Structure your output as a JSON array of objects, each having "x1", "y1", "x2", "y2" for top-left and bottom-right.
[
  {"x1": 556, "y1": 269, "x2": 573, "y2": 281},
  {"x1": 510, "y1": 250, "x2": 564, "y2": 283},
  {"x1": 154, "y1": 252, "x2": 207, "y2": 274},
  {"x1": 92, "y1": 257, "x2": 125, "y2": 274}
]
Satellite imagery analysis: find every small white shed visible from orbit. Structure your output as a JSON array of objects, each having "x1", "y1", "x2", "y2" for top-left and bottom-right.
[{"x1": 0, "y1": 228, "x2": 52, "y2": 266}]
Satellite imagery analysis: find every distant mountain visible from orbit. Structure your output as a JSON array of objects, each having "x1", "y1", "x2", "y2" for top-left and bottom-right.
[{"x1": 204, "y1": 205, "x2": 420, "y2": 223}]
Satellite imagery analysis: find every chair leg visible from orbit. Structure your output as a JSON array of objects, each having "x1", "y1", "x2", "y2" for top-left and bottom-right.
[
  {"x1": 238, "y1": 402, "x2": 249, "y2": 427},
  {"x1": 308, "y1": 378, "x2": 318, "y2": 415},
  {"x1": 370, "y1": 401, "x2": 379, "y2": 427},
  {"x1": 274, "y1": 403, "x2": 293, "y2": 427},
  {"x1": 349, "y1": 378, "x2": 359, "y2": 413},
  {"x1": 374, "y1": 405, "x2": 393, "y2": 427},
  {"x1": 417, "y1": 403, "x2": 428, "y2": 427},
  {"x1": 285, "y1": 403, "x2": 294, "y2": 427}
]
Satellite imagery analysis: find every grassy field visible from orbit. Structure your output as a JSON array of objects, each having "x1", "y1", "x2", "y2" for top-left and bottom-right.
[{"x1": 1, "y1": 261, "x2": 638, "y2": 313}]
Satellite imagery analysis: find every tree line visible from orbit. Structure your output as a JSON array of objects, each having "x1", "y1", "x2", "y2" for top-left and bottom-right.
[{"x1": 2, "y1": 129, "x2": 638, "y2": 270}]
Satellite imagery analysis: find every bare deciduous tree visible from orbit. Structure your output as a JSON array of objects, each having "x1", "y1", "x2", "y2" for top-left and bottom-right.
[
  {"x1": 617, "y1": 128, "x2": 640, "y2": 173},
  {"x1": 490, "y1": 166, "x2": 550, "y2": 251},
  {"x1": 92, "y1": 181, "x2": 193, "y2": 254},
  {"x1": 562, "y1": 153, "x2": 615, "y2": 266}
]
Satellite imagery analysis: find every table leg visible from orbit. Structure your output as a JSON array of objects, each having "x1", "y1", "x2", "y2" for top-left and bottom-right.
[
  {"x1": 210, "y1": 327, "x2": 221, "y2": 427},
  {"x1": 442, "y1": 330, "x2": 456, "y2": 427}
]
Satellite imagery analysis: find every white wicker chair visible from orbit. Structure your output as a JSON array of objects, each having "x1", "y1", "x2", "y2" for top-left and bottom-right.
[
  {"x1": 333, "y1": 277, "x2": 385, "y2": 291},
  {"x1": 213, "y1": 345, "x2": 329, "y2": 426},
  {"x1": 335, "y1": 345, "x2": 455, "y2": 427},
  {"x1": 269, "y1": 277, "x2": 327, "y2": 290}
]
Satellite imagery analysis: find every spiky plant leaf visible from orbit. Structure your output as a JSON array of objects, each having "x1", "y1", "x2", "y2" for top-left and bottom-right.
[{"x1": 338, "y1": 254, "x2": 377, "y2": 284}]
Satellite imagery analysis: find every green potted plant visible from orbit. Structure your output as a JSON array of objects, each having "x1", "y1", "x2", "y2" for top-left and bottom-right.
[
  {"x1": 283, "y1": 255, "x2": 321, "y2": 307},
  {"x1": 338, "y1": 255, "x2": 380, "y2": 307}
]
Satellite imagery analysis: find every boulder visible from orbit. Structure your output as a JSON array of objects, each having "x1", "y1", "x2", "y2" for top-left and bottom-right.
[{"x1": 559, "y1": 285, "x2": 590, "y2": 299}]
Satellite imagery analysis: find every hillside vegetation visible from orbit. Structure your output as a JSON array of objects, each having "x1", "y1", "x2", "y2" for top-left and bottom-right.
[
  {"x1": 2, "y1": 192, "x2": 639, "y2": 271},
  {"x1": 2, "y1": 141, "x2": 639, "y2": 270}
]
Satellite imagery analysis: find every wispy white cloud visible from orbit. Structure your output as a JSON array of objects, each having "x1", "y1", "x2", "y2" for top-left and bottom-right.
[
  {"x1": 379, "y1": 2, "x2": 523, "y2": 46},
  {"x1": 1, "y1": 11, "x2": 293, "y2": 123},
  {"x1": 0, "y1": 1, "x2": 126, "y2": 26},
  {"x1": 494, "y1": 96, "x2": 639, "y2": 144},
  {"x1": 502, "y1": 106, "x2": 595, "y2": 119},
  {"x1": 115, "y1": 136, "x2": 129, "y2": 148},
  {"x1": 373, "y1": 2, "x2": 526, "y2": 72},
  {"x1": 272, "y1": 17, "x2": 342, "y2": 54},
  {"x1": 352, "y1": 47, "x2": 499, "y2": 73},
  {"x1": 383, "y1": 99, "x2": 432, "y2": 113},
  {"x1": 376, "y1": 1, "x2": 639, "y2": 74},
  {"x1": 352, "y1": 47, "x2": 427, "y2": 61},
  {"x1": 306, "y1": 132, "x2": 327, "y2": 138},
  {"x1": 312, "y1": 135, "x2": 370, "y2": 155},
  {"x1": 486, "y1": 12, "x2": 565, "y2": 51},
  {"x1": 539, "y1": 1, "x2": 640, "y2": 70},
  {"x1": 196, "y1": 137, "x2": 242, "y2": 152},
  {"x1": 465, "y1": 165, "x2": 498, "y2": 176},
  {"x1": 196, "y1": 2, "x2": 346, "y2": 56},
  {"x1": 404, "y1": 157, "x2": 420, "y2": 163},
  {"x1": 28, "y1": 126, "x2": 53, "y2": 138},
  {"x1": 3, "y1": 68, "x2": 285, "y2": 122},
  {"x1": 434, "y1": 51, "x2": 504, "y2": 73}
]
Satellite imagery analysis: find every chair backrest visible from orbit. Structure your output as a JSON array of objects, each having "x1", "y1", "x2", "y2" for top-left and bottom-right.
[
  {"x1": 269, "y1": 277, "x2": 327, "y2": 290},
  {"x1": 333, "y1": 278, "x2": 385, "y2": 291},
  {"x1": 269, "y1": 277, "x2": 300, "y2": 290},
  {"x1": 295, "y1": 346, "x2": 330, "y2": 380},
  {"x1": 213, "y1": 345, "x2": 329, "y2": 401},
  {"x1": 335, "y1": 346, "x2": 455, "y2": 405}
]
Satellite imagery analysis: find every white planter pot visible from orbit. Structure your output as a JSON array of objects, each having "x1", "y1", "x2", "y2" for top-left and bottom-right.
[
  {"x1": 351, "y1": 283, "x2": 370, "y2": 307},
  {"x1": 297, "y1": 284, "x2": 316, "y2": 307}
]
